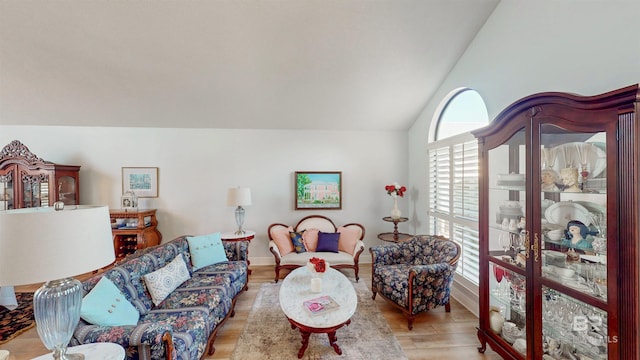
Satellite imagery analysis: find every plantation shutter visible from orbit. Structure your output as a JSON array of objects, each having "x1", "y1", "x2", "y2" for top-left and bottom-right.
[{"x1": 428, "y1": 139, "x2": 480, "y2": 284}]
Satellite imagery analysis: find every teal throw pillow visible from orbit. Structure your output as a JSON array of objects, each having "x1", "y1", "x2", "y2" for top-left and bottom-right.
[
  {"x1": 290, "y1": 231, "x2": 307, "y2": 253},
  {"x1": 187, "y1": 232, "x2": 228, "y2": 270},
  {"x1": 81, "y1": 277, "x2": 140, "y2": 326}
]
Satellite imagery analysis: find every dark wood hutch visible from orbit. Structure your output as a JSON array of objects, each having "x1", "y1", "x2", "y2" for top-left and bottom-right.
[
  {"x1": 473, "y1": 84, "x2": 640, "y2": 359},
  {"x1": 0, "y1": 140, "x2": 80, "y2": 209}
]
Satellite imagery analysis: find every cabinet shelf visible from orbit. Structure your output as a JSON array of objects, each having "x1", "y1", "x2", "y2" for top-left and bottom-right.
[{"x1": 110, "y1": 209, "x2": 162, "y2": 259}]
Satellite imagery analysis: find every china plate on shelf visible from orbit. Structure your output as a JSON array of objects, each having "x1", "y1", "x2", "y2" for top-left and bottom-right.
[
  {"x1": 545, "y1": 201, "x2": 592, "y2": 228},
  {"x1": 574, "y1": 201, "x2": 606, "y2": 215},
  {"x1": 550, "y1": 142, "x2": 607, "y2": 178}
]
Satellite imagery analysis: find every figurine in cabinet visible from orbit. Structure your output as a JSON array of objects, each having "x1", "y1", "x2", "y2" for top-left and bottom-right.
[
  {"x1": 541, "y1": 168, "x2": 560, "y2": 192},
  {"x1": 560, "y1": 167, "x2": 581, "y2": 192},
  {"x1": 561, "y1": 220, "x2": 596, "y2": 251}
]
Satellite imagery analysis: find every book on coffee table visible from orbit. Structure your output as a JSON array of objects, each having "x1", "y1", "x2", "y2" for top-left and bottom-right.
[{"x1": 303, "y1": 295, "x2": 340, "y2": 315}]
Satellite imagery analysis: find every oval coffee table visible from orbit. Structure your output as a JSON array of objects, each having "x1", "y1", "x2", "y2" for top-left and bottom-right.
[{"x1": 279, "y1": 266, "x2": 357, "y2": 358}]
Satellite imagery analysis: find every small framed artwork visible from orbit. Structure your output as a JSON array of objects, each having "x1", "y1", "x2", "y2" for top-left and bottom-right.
[
  {"x1": 122, "y1": 167, "x2": 159, "y2": 198},
  {"x1": 121, "y1": 191, "x2": 138, "y2": 210},
  {"x1": 295, "y1": 171, "x2": 342, "y2": 210}
]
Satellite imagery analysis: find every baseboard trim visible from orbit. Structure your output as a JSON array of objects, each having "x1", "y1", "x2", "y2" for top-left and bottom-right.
[{"x1": 451, "y1": 278, "x2": 479, "y2": 318}]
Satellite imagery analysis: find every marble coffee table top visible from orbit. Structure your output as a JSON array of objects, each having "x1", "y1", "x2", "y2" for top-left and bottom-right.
[{"x1": 279, "y1": 266, "x2": 357, "y2": 329}]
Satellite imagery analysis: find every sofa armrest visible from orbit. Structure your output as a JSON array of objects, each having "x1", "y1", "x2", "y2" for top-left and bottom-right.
[
  {"x1": 268, "y1": 240, "x2": 282, "y2": 261},
  {"x1": 352, "y1": 240, "x2": 365, "y2": 259},
  {"x1": 369, "y1": 244, "x2": 403, "y2": 266},
  {"x1": 223, "y1": 240, "x2": 249, "y2": 261},
  {"x1": 409, "y1": 263, "x2": 456, "y2": 298},
  {"x1": 73, "y1": 321, "x2": 174, "y2": 352}
]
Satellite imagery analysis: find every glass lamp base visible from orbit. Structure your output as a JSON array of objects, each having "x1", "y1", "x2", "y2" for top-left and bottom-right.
[
  {"x1": 234, "y1": 206, "x2": 246, "y2": 235},
  {"x1": 34, "y1": 278, "x2": 83, "y2": 360}
]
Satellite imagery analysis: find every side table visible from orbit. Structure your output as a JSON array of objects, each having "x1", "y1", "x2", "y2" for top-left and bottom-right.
[
  {"x1": 377, "y1": 216, "x2": 412, "y2": 242},
  {"x1": 32, "y1": 343, "x2": 125, "y2": 360},
  {"x1": 221, "y1": 230, "x2": 255, "y2": 274}
]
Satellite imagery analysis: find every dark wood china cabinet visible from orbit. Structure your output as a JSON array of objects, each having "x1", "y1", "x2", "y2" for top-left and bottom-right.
[
  {"x1": 0, "y1": 140, "x2": 80, "y2": 209},
  {"x1": 473, "y1": 84, "x2": 640, "y2": 359}
]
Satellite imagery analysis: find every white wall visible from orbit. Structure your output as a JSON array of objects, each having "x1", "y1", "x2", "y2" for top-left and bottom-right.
[
  {"x1": 409, "y1": 0, "x2": 640, "y2": 235},
  {"x1": 407, "y1": 0, "x2": 640, "y2": 314},
  {"x1": 0, "y1": 126, "x2": 408, "y2": 265}
]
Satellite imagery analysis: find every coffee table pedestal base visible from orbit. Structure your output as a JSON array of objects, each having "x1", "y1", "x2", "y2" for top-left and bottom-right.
[{"x1": 286, "y1": 317, "x2": 351, "y2": 358}]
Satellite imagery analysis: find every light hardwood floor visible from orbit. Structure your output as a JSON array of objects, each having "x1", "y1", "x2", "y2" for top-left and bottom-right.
[{"x1": 1, "y1": 265, "x2": 501, "y2": 360}]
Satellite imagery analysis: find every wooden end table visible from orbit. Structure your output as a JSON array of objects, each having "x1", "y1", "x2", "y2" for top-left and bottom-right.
[
  {"x1": 279, "y1": 267, "x2": 357, "y2": 358},
  {"x1": 377, "y1": 216, "x2": 412, "y2": 242},
  {"x1": 221, "y1": 230, "x2": 255, "y2": 274}
]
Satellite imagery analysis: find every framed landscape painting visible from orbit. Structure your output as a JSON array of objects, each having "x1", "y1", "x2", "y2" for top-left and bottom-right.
[
  {"x1": 122, "y1": 167, "x2": 159, "y2": 198},
  {"x1": 295, "y1": 171, "x2": 342, "y2": 210}
]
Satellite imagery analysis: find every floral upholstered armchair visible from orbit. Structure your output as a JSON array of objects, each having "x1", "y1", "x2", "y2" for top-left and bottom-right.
[{"x1": 369, "y1": 235, "x2": 461, "y2": 330}]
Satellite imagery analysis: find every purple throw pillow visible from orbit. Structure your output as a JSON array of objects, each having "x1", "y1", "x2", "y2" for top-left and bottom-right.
[{"x1": 316, "y1": 231, "x2": 340, "y2": 253}]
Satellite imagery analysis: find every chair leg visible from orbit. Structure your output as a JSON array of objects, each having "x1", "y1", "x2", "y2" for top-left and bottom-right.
[
  {"x1": 445, "y1": 302, "x2": 451, "y2": 312},
  {"x1": 371, "y1": 290, "x2": 377, "y2": 300},
  {"x1": 274, "y1": 267, "x2": 280, "y2": 283},
  {"x1": 354, "y1": 266, "x2": 360, "y2": 282},
  {"x1": 407, "y1": 316, "x2": 415, "y2": 330}
]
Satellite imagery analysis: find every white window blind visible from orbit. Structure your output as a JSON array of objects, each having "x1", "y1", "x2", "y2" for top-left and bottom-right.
[{"x1": 428, "y1": 138, "x2": 480, "y2": 285}]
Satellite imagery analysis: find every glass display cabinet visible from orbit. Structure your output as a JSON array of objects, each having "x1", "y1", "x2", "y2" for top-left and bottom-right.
[
  {"x1": 473, "y1": 85, "x2": 640, "y2": 359},
  {"x1": 0, "y1": 140, "x2": 80, "y2": 209}
]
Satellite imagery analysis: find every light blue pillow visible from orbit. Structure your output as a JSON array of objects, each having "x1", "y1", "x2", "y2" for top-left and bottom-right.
[
  {"x1": 81, "y1": 277, "x2": 139, "y2": 326},
  {"x1": 187, "y1": 232, "x2": 228, "y2": 270}
]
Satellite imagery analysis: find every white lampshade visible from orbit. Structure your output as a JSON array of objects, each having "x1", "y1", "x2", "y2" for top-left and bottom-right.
[
  {"x1": 227, "y1": 187, "x2": 252, "y2": 207},
  {"x1": 0, "y1": 205, "x2": 115, "y2": 286}
]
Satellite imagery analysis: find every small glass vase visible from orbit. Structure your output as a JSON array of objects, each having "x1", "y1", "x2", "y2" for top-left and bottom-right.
[{"x1": 391, "y1": 197, "x2": 402, "y2": 219}]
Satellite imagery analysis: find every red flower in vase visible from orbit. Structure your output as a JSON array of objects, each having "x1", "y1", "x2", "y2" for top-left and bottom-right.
[
  {"x1": 385, "y1": 183, "x2": 407, "y2": 197},
  {"x1": 309, "y1": 257, "x2": 326, "y2": 273}
]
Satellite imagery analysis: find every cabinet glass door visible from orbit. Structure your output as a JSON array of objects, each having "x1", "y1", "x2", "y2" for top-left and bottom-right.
[
  {"x1": 21, "y1": 171, "x2": 49, "y2": 208},
  {"x1": 57, "y1": 175, "x2": 77, "y2": 205},
  {"x1": 487, "y1": 128, "x2": 527, "y2": 354},
  {"x1": 0, "y1": 166, "x2": 13, "y2": 210},
  {"x1": 539, "y1": 125, "x2": 609, "y2": 358}
]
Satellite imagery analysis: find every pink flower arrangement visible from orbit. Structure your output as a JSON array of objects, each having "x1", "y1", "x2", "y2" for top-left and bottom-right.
[{"x1": 385, "y1": 183, "x2": 406, "y2": 197}]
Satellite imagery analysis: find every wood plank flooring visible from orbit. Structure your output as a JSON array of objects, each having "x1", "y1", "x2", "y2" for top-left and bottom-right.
[{"x1": 1, "y1": 265, "x2": 501, "y2": 360}]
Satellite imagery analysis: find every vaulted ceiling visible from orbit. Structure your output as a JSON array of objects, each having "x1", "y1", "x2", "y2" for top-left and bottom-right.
[{"x1": 0, "y1": 0, "x2": 499, "y2": 131}]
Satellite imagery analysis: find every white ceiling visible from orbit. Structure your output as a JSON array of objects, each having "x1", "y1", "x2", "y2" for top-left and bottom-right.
[{"x1": 0, "y1": 0, "x2": 499, "y2": 131}]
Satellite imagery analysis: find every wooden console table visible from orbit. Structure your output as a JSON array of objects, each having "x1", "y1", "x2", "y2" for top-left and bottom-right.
[
  {"x1": 110, "y1": 209, "x2": 162, "y2": 260},
  {"x1": 377, "y1": 216, "x2": 412, "y2": 242}
]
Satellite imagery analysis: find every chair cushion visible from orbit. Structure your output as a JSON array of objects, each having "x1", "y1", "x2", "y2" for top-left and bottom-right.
[
  {"x1": 316, "y1": 231, "x2": 340, "y2": 253},
  {"x1": 81, "y1": 277, "x2": 140, "y2": 326},
  {"x1": 271, "y1": 226, "x2": 295, "y2": 256},
  {"x1": 187, "y1": 232, "x2": 228, "y2": 271},
  {"x1": 143, "y1": 254, "x2": 191, "y2": 306},
  {"x1": 280, "y1": 251, "x2": 354, "y2": 266},
  {"x1": 337, "y1": 226, "x2": 360, "y2": 255},
  {"x1": 290, "y1": 231, "x2": 307, "y2": 253}
]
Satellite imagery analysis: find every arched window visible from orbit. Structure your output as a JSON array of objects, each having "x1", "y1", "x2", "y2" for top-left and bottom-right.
[
  {"x1": 435, "y1": 89, "x2": 488, "y2": 140},
  {"x1": 427, "y1": 88, "x2": 489, "y2": 286}
]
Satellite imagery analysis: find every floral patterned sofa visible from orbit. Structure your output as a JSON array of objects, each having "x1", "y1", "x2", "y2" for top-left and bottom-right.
[
  {"x1": 71, "y1": 235, "x2": 249, "y2": 360},
  {"x1": 369, "y1": 235, "x2": 460, "y2": 330}
]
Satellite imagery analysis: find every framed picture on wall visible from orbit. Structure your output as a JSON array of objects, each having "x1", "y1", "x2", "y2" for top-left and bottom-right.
[
  {"x1": 122, "y1": 167, "x2": 159, "y2": 198},
  {"x1": 295, "y1": 171, "x2": 342, "y2": 210}
]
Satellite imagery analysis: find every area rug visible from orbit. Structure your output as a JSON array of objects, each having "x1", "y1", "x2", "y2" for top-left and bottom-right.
[
  {"x1": 231, "y1": 281, "x2": 408, "y2": 360},
  {"x1": 0, "y1": 292, "x2": 35, "y2": 345}
]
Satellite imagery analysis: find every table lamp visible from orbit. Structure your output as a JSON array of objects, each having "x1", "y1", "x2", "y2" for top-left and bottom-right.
[
  {"x1": 0, "y1": 204, "x2": 115, "y2": 360},
  {"x1": 227, "y1": 187, "x2": 252, "y2": 235}
]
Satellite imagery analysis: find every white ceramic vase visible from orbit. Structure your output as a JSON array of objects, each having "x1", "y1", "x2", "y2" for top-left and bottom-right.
[{"x1": 391, "y1": 197, "x2": 401, "y2": 219}]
